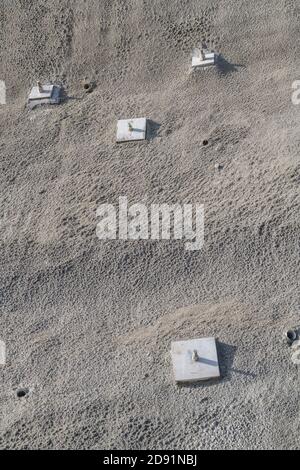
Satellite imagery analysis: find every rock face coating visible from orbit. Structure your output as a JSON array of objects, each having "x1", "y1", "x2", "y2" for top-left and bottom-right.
[{"x1": 0, "y1": 0, "x2": 299, "y2": 450}]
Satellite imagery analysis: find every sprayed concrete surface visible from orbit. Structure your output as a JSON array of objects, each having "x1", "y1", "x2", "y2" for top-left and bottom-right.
[{"x1": 0, "y1": 0, "x2": 300, "y2": 449}]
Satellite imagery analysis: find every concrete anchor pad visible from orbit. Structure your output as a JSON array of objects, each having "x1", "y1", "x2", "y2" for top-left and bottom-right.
[
  {"x1": 117, "y1": 118, "x2": 147, "y2": 142},
  {"x1": 28, "y1": 84, "x2": 62, "y2": 108},
  {"x1": 192, "y1": 49, "x2": 217, "y2": 68},
  {"x1": 29, "y1": 84, "x2": 54, "y2": 100},
  {"x1": 171, "y1": 337, "x2": 220, "y2": 383},
  {"x1": 0, "y1": 340, "x2": 5, "y2": 365}
]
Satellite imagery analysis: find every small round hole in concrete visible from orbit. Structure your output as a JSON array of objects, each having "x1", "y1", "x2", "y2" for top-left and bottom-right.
[
  {"x1": 16, "y1": 388, "x2": 29, "y2": 398},
  {"x1": 202, "y1": 139, "x2": 209, "y2": 146},
  {"x1": 83, "y1": 83, "x2": 90, "y2": 90}
]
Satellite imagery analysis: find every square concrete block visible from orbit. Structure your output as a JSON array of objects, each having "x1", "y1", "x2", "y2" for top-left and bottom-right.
[
  {"x1": 0, "y1": 81, "x2": 6, "y2": 105},
  {"x1": 117, "y1": 118, "x2": 147, "y2": 142},
  {"x1": 29, "y1": 84, "x2": 54, "y2": 101},
  {"x1": 28, "y1": 84, "x2": 62, "y2": 109},
  {"x1": 192, "y1": 51, "x2": 216, "y2": 68},
  {"x1": 171, "y1": 337, "x2": 220, "y2": 383},
  {"x1": 0, "y1": 340, "x2": 5, "y2": 366}
]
